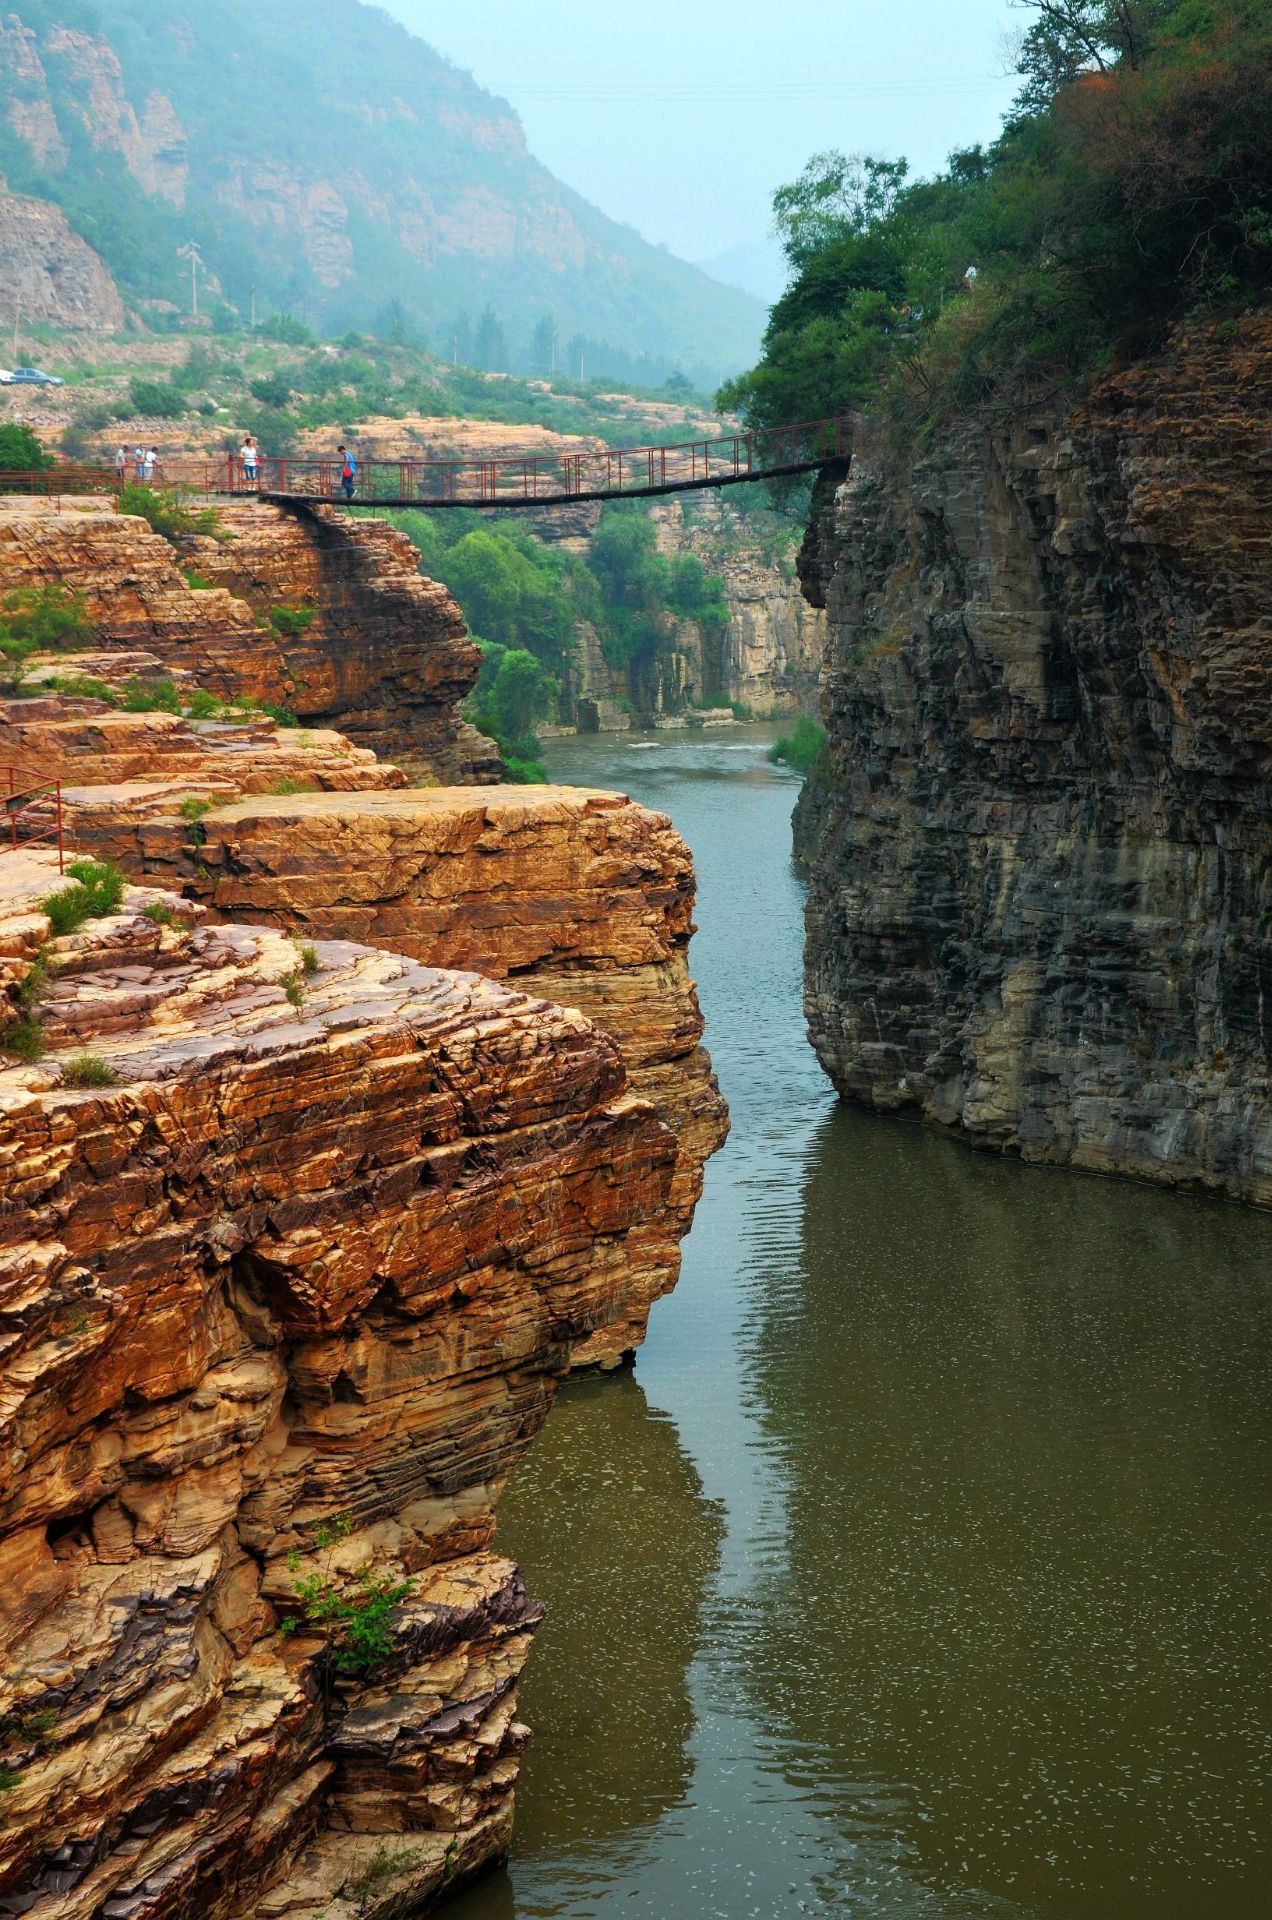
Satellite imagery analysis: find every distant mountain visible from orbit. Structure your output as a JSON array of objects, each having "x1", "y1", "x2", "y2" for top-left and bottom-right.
[
  {"x1": 694, "y1": 237, "x2": 790, "y2": 309},
  {"x1": 0, "y1": 0, "x2": 764, "y2": 380}
]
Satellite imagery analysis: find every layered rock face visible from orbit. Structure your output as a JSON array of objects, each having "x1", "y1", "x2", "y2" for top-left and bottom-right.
[
  {"x1": 0, "y1": 499, "x2": 491, "y2": 775},
  {"x1": 0, "y1": 851, "x2": 680, "y2": 1919},
  {"x1": 58, "y1": 784, "x2": 729, "y2": 1353},
  {"x1": 799, "y1": 313, "x2": 1272, "y2": 1202},
  {"x1": 0, "y1": 180, "x2": 125, "y2": 332}
]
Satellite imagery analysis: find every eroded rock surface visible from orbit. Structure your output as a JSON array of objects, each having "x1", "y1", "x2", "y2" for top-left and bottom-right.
[
  {"x1": 62, "y1": 783, "x2": 729, "y2": 1351},
  {"x1": 0, "y1": 850, "x2": 680, "y2": 1919},
  {"x1": 0, "y1": 499, "x2": 491, "y2": 775},
  {"x1": 798, "y1": 313, "x2": 1272, "y2": 1201}
]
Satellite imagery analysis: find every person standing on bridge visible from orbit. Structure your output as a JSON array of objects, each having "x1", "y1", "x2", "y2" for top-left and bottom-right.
[
  {"x1": 337, "y1": 443, "x2": 356, "y2": 501},
  {"x1": 114, "y1": 445, "x2": 127, "y2": 484},
  {"x1": 240, "y1": 435, "x2": 259, "y2": 487}
]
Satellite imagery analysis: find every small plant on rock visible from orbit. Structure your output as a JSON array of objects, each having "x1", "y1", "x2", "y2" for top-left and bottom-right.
[
  {"x1": 178, "y1": 795, "x2": 215, "y2": 844},
  {"x1": 40, "y1": 860, "x2": 126, "y2": 936},
  {"x1": 3, "y1": 1015, "x2": 45, "y2": 1062},
  {"x1": 141, "y1": 902, "x2": 179, "y2": 927},
  {"x1": 276, "y1": 1512, "x2": 411, "y2": 1677},
  {"x1": 122, "y1": 677, "x2": 183, "y2": 715},
  {"x1": 268, "y1": 603, "x2": 316, "y2": 638},
  {"x1": 62, "y1": 1052, "x2": 117, "y2": 1089},
  {"x1": 269, "y1": 776, "x2": 315, "y2": 796}
]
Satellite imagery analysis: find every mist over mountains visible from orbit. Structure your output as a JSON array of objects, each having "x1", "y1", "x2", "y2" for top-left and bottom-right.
[{"x1": 0, "y1": 0, "x2": 764, "y2": 382}]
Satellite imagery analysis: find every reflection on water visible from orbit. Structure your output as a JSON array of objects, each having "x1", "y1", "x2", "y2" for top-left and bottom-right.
[{"x1": 450, "y1": 727, "x2": 1272, "y2": 1920}]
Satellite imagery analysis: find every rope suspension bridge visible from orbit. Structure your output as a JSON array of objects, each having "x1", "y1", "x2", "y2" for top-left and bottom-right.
[{"x1": 0, "y1": 418, "x2": 851, "y2": 514}]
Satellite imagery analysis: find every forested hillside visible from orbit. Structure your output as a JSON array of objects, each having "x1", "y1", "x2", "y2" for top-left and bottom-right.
[
  {"x1": 722, "y1": 0, "x2": 1271, "y2": 432},
  {"x1": 0, "y1": 0, "x2": 762, "y2": 383}
]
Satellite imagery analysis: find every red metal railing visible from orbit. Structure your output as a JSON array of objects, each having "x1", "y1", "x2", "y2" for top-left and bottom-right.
[
  {"x1": 3, "y1": 767, "x2": 64, "y2": 870},
  {"x1": 228, "y1": 416, "x2": 851, "y2": 507},
  {"x1": 0, "y1": 417, "x2": 851, "y2": 513}
]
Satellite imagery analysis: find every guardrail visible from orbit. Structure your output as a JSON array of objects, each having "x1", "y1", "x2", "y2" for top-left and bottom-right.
[
  {"x1": 243, "y1": 416, "x2": 852, "y2": 507},
  {"x1": 3, "y1": 767, "x2": 64, "y2": 870},
  {"x1": 0, "y1": 417, "x2": 852, "y2": 513}
]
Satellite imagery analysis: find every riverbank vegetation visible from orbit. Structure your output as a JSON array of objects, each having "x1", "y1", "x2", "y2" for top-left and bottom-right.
[
  {"x1": 382, "y1": 505, "x2": 729, "y2": 775},
  {"x1": 720, "y1": 1, "x2": 1272, "y2": 437},
  {"x1": 768, "y1": 715, "x2": 826, "y2": 775}
]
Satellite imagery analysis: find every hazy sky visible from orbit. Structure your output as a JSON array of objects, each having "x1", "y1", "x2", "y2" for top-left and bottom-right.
[{"x1": 380, "y1": 1, "x2": 1024, "y2": 263}]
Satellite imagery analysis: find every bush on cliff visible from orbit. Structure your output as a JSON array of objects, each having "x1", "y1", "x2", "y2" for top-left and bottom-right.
[
  {"x1": 117, "y1": 484, "x2": 222, "y2": 544},
  {"x1": 720, "y1": 0, "x2": 1272, "y2": 433},
  {"x1": 0, "y1": 425, "x2": 51, "y2": 473},
  {"x1": 767, "y1": 714, "x2": 827, "y2": 776},
  {"x1": 0, "y1": 586, "x2": 93, "y2": 684}
]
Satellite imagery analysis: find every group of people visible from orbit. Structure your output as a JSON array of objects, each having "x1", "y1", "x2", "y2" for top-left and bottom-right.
[
  {"x1": 235, "y1": 436, "x2": 358, "y2": 498},
  {"x1": 114, "y1": 444, "x2": 159, "y2": 484},
  {"x1": 111, "y1": 436, "x2": 359, "y2": 500}
]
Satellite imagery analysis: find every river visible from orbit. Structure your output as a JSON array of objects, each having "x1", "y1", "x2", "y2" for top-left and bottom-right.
[{"x1": 449, "y1": 724, "x2": 1272, "y2": 1920}]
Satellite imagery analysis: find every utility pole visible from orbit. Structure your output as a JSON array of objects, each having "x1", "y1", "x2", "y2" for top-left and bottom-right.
[
  {"x1": 179, "y1": 240, "x2": 202, "y2": 318},
  {"x1": 11, "y1": 308, "x2": 19, "y2": 363}
]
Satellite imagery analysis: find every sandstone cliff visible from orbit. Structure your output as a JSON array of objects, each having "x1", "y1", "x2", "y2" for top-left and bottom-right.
[
  {"x1": 0, "y1": 498, "x2": 493, "y2": 777},
  {"x1": 798, "y1": 312, "x2": 1272, "y2": 1202},
  {"x1": 0, "y1": 849, "x2": 681, "y2": 1918},
  {"x1": 57, "y1": 783, "x2": 730, "y2": 1359}
]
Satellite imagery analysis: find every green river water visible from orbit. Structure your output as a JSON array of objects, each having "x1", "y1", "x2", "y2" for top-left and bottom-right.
[{"x1": 448, "y1": 725, "x2": 1272, "y2": 1920}]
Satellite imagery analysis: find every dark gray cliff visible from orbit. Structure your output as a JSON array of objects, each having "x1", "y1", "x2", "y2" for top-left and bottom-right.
[{"x1": 797, "y1": 313, "x2": 1272, "y2": 1203}]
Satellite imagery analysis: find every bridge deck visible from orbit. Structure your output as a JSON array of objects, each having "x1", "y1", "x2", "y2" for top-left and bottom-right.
[
  {"x1": 0, "y1": 416, "x2": 852, "y2": 514},
  {"x1": 261, "y1": 456, "x2": 839, "y2": 513}
]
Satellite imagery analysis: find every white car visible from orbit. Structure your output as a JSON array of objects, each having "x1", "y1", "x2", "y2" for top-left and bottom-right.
[{"x1": 6, "y1": 367, "x2": 65, "y2": 387}]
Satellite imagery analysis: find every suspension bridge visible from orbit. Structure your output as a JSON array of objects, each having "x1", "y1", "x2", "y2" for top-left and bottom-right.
[{"x1": 0, "y1": 417, "x2": 850, "y2": 513}]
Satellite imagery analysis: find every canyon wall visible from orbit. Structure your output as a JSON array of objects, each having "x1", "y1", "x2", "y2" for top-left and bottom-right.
[
  {"x1": 0, "y1": 498, "x2": 495, "y2": 777},
  {"x1": 798, "y1": 312, "x2": 1272, "y2": 1203},
  {"x1": 0, "y1": 853, "x2": 681, "y2": 1920}
]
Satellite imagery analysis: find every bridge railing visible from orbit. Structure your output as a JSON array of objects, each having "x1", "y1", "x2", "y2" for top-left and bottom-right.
[
  {"x1": 236, "y1": 416, "x2": 850, "y2": 506},
  {"x1": 3, "y1": 767, "x2": 64, "y2": 871}
]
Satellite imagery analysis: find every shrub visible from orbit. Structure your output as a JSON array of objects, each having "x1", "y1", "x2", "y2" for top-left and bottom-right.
[
  {"x1": 280, "y1": 970, "x2": 305, "y2": 1009},
  {"x1": 501, "y1": 754, "x2": 548, "y2": 784},
  {"x1": 3, "y1": 1015, "x2": 45, "y2": 1061},
  {"x1": 269, "y1": 776, "x2": 315, "y2": 795},
  {"x1": 182, "y1": 569, "x2": 215, "y2": 590},
  {"x1": 0, "y1": 424, "x2": 51, "y2": 472},
  {"x1": 293, "y1": 940, "x2": 320, "y2": 976},
  {"x1": 0, "y1": 586, "x2": 93, "y2": 673},
  {"x1": 262, "y1": 703, "x2": 299, "y2": 728},
  {"x1": 44, "y1": 672, "x2": 119, "y2": 704},
  {"x1": 122, "y1": 677, "x2": 183, "y2": 714},
  {"x1": 767, "y1": 714, "x2": 826, "y2": 775},
  {"x1": 116, "y1": 484, "x2": 221, "y2": 543},
  {"x1": 282, "y1": 1563, "x2": 412, "y2": 1674},
  {"x1": 128, "y1": 377, "x2": 185, "y2": 418},
  {"x1": 40, "y1": 860, "x2": 126, "y2": 935},
  {"x1": 62, "y1": 1052, "x2": 117, "y2": 1088},
  {"x1": 185, "y1": 688, "x2": 222, "y2": 718},
  {"x1": 268, "y1": 604, "x2": 316, "y2": 637},
  {"x1": 141, "y1": 902, "x2": 178, "y2": 926},
  {"x1": 258, "y1": 313, "x2": 316, "y2": 347}
]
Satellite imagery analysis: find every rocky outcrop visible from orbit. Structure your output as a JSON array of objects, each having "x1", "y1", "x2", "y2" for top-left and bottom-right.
[
  {"x1": 648, "y1": 494, "x2": 825, "y2": 717},
  {"x1": 0, "y1": 697, "x2": 405, "y2": 794},
  {"x1": 0, "y1": 499, "x2": 492, "y2": 776},
  {"x1": 799, "y1": 312, "x2": 1272, "y2": 1202},
  {"x1": 55, "y1": 783, "x2": 729, "y2": 1356},
  {"x1": 0, "y1": 179, "x2": 124, "y2": 332},
  {"x1": 0, "y1": 848, "x2": 681, "y2": 1919}
]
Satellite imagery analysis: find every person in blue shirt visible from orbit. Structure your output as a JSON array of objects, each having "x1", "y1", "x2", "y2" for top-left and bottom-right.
[{"x1": 337, "y1": 444, "x2": 356, "y2": 500}]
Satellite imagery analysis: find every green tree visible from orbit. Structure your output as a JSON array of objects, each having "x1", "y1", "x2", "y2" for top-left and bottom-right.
[
  {"x1": 0, "y1": 425, "x2": 51, "y2": 472},
  {"x1": 474, "y1": 306, "x2": 507, "y2": 372}
]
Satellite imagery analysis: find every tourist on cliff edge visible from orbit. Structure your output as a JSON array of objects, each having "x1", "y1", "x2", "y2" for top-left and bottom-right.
[
  {"x1": 337, "y1": 443, "x2": 356, "y2": 501},
  {"x1": 240, "y1": 435, "x2": 259, "y2": 486}
]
